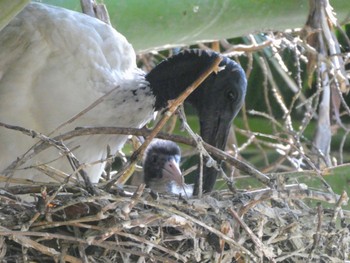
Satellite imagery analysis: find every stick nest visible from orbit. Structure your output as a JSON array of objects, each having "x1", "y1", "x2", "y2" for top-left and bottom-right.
[{"x1": 1, "y1": 180, "x2": 349, "y2": 263}]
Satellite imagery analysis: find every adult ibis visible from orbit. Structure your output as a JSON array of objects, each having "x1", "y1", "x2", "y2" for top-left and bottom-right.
[{"x1": 0, "y1": 3, "x2": 247, "y2": 194}]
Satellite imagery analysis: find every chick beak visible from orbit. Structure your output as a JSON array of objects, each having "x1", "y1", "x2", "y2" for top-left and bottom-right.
[{"x1": 162, "y1": 159, "x2": 183, "y2": 186}]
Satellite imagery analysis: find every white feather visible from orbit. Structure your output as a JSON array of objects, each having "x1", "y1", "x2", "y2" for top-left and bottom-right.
[{"x1": 0, "y1": 3, "x2": 155, "y2": 183}]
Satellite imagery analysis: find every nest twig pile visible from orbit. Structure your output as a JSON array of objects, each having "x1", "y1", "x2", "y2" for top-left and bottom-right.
[{"x1": 0, "y1": 180, "x2": 349, "y2": 262}]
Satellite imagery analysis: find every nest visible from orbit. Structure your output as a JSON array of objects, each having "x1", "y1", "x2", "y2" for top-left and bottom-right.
[{"x1": 1, "y1": 179, "x2": 349, "y2": 263}]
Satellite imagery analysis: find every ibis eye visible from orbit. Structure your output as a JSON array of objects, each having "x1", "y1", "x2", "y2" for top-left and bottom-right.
[{"x1": 228, "y1": 91, "x2": 237, "y2": 102}]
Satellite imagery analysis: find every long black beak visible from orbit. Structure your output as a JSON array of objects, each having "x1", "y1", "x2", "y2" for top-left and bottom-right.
[
  {"x1": 190, "y1": 61, "x2": 247, "y2": 195},
  {"x1": 192, "y1": 114, "x2": 232, "y2": 195},
  {"x1": 200, "y1": 114, "x2": 232, "y2": 150},
  {"x1": 193, "y1": 120, "x2": 230, "y2": 195}
]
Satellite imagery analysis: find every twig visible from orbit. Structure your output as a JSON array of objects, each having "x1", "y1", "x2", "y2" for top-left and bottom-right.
[
  {"x1": 80, "y1": 0, "x2": 111, "y2": 25},
  {"x1": 141, "y1": 199, "x2": 259, "y2": 261},
  {"x1": 308, "y1": 204, "x2": 323, "y2": 261},
  {"x1": 228, "y1": 208, "x2": 276, "y2": 262},
  {"x1": 0, "y1": 226, "x2": 82, "y2": 263},
  {"x1": 49, "y1": 86, "x2": 119, "y2": 136},
  {"x1": 0, "y1": 123, "x2": 93, "y2": 192},
  {"x1": 330, "y1": 190, "x2": 348, "y2": 225},
  {"x1": 221, "y1": 39, "x2": 273, "y2": 54}
]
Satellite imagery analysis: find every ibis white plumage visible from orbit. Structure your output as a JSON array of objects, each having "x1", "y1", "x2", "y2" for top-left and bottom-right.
[
  {"x1": 0, "y1": 3, "x2": 247, "y2": 193},
  {"x1": 0, "y1": 3, "x2": 154, "y2": 184}
]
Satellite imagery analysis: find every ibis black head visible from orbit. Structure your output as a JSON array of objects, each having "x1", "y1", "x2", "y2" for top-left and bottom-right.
[{"x1": 146, "y1": 49, "x2": 247, "y2": 194}]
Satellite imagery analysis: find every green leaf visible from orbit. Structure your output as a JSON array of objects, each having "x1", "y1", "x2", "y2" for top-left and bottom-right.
[{"x1": 36, "y1": 0, "x2": 350, "y2": 52}]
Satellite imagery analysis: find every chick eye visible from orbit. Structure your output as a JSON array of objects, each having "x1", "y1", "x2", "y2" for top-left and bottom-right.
[{"x1": 228, "y1": 91, "x2": 237, "y2": 102}]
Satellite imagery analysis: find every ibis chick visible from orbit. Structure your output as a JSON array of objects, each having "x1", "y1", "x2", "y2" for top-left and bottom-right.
[{"x1": 143, "y1": 140, "x2": 193, "y2": 197}]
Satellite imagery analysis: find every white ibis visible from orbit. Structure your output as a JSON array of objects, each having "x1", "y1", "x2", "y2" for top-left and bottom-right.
[
  {"x1": 0, "y1": 3, "x2": 247, "y2": 194},
  {"x1": 143, "y1": 139, "x2": 193, "y2": 197}
]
